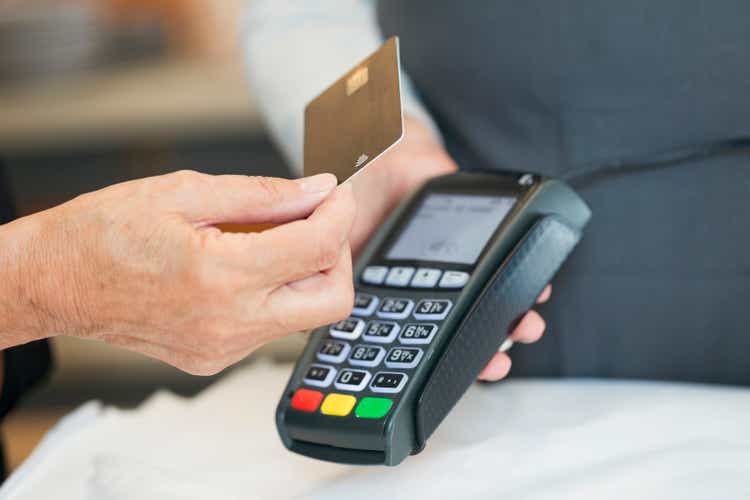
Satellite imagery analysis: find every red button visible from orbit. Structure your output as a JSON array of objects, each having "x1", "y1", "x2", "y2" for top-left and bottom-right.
[{"x1": 291, "y1": 388, "x2": 324, "y2": 412}]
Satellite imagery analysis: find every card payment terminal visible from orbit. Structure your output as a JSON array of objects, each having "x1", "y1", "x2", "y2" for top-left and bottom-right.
[{"x1": 276, "y1": 171, "x2": 591, "y2": 466}]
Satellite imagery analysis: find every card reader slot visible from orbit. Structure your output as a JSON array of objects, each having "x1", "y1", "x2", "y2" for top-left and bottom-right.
[
  {"x1": 283, "y1": 408, "x2": 387, "y2": 452},
  {"x1": 414, "y1": 215, "x2": 583, "y2": 447},
  {"x1": 289, "y1": 440, "x2": 386, "y2": 465}
]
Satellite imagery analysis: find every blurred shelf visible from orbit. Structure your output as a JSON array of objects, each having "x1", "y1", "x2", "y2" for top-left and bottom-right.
[{"x1": 0, "y1": 59, "x2": 264, "y2": 154}]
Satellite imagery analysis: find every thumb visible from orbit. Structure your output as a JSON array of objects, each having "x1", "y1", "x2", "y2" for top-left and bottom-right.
[{"x1": 170, "y1": 171, "x2": 338, "y2": 226}]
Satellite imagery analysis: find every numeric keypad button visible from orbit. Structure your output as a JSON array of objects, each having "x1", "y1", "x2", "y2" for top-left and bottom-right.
[
  {"x1": 334, "y1": 369, "x2": 372, "y2": 392},
  {"x1": 410, "y1": 268, "x2": 442, "y2": 288},
  {"x1": 362, "y1": 321, "x2": 400, "y2": 344},
  {"x1": 376, "y1": 298, "x2": 415, "y2": 320},
  {"x1": 348, "y1": 345, "x2": 386, "y2": 367},
  {"x1": 329, "y1": 318, "x2": 365, "y2": 340},
  {"x1": 399, "y1": 323, "x2": 438, "y2": 345},
  {"x1": 413, "y1": 299, "x2": 452, "y2": 320},
  {"x1": 370, "y1": 372, "x2": 408, "y2": 394},
  {"x1": 352, "y1": 293, "x2": 379, "y2": 317},
  {"x1": 439, "y1": 271, "x2": 470, "y2": 289},
  {"x1": 385, "y1": 347, "x2": 423, "y2": 369},
  {"x1": 316, "y1": 339, "x2": 351, "y2": 364},
  {"x1": 303, "y1": 364, "x2": 336, "y2": 388},
  {"x1": 290, "y1": 388, "x2": 323, "y2": 412},
  {"x1": 361, "y1": 266, "x2": 388, "y2": 285},
  {"x1": 385, "y1": 267, "x2": 415, "y2": 287}
]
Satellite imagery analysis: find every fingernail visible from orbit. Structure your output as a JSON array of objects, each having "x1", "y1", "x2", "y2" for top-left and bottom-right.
[{"x1": 296, "y1": 173, "x2": 337, "y2": 193}]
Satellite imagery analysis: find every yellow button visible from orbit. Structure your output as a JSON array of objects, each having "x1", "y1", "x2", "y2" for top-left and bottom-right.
[{"x1": 320, "y1": 393, "x2": 357, "y2": 416}]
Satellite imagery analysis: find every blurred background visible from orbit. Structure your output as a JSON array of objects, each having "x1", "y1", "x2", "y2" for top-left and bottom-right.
[{"x1": 0, "y1": 0, "x2": 302, "y2": 471}]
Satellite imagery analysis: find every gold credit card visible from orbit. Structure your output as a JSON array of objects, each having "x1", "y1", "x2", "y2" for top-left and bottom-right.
[{"x1": 304, "y1": 36, "x2": 404, "y2": 182}]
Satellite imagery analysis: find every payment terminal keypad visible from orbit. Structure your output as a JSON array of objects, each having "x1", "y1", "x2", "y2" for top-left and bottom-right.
[
  {"x1": 385, "y1": 267, "x2": 415, "y2": 287},
  {"x1": 438, "y1": 271, "x2": 470, "y2": 289},
  {"x1": 291, "y1": 266, "x2": 465, "y2": 419},
  {"x1": 384, "y1": 347, "x2": 423, "y2": 369},
  {"x1": 370, "y1": 372, "x2": 408, "y2": 393},
  {"x1": 399, "y1": 323, "x2": 438, "y2": 344},
  {"x1": 334, "y1": 369, "x2": 372, "y2": 391},
  {"x1": 329, "y1": 318, "x2": 365, "y2": 340},
  {"x1": 413, "y1": 299, "x2": 452, "y2": 320},
  {"x1": 410, "y1": 268, "x2": 441, "y2": 288},
  {"x1": 376, "y1": 298, "x2": 415, "y2": 320},
  {"x1": 352, "y1": 293, "x2": 379, "y2": 316},
  {"x1": 361, "y1": 266, "x2": 388, "y2": 285},
  {"x1": 303, "y1": 364, "x2": 336, "y2": 388},
  {"x1": 316, "y1": 339, "x2": 351, "y2": 364},
  {"x1": 362, "y1": 321, "x2": 400, "y2": 343},
  {"x1": 348, "y1": 345, "x2": 386, "y2": 367}
]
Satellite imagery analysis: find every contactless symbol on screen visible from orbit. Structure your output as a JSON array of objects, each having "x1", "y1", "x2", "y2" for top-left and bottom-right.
[{"x1": 428, "y1": 240, "x2": 459, "y2": 257}]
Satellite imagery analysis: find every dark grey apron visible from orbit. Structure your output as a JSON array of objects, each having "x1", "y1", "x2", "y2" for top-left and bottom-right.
[{"x1": 378, "y1": 1, "x2": 750, "y2": 385}]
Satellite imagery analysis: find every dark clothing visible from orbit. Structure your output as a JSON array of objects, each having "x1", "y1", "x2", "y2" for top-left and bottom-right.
[
  {"x1": 378, "y1": 1, "x2": 750, "y2": 384},
  {"x1": 0, "y1": 163, "x2": 53, "y2": 480}
]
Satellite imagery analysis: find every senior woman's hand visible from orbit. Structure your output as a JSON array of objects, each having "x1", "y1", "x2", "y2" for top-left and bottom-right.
[{"x1": 0, "y1": 171, "x2": 355, "y2": 375}]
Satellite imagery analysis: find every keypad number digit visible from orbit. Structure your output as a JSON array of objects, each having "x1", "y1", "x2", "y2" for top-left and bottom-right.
[
  {"x1": 385, "y1": 347, "x2": 423, "y2": 369},
  {"x1": 334, "y1": 369, "x2": 371, "y2": 391},
  {"x1": 399, "y1": 323, "x2": 438, "y2": 345},
  {"x1": 316, "y1": 339, "x2": 351, "y2": 363},
  {"x1": 413, "y1": 299, "x2": 452, "y2": 320},
  {"x1": 377, "y1": 298, "x2": 415, "y2": 320},
  {"x1": 330, "y1": 318, "x2": 365, "y2": 340},
  {"x1": 362, "y1": 320, "x2": 400, "y2": 343},
  {"x1": 348, "y1": 345, "x2": 385, "y2": 367}
]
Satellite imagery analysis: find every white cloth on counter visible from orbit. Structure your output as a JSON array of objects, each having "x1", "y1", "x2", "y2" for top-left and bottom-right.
[{"x1": 2, "y1": 361, "x2": 750, "y2": 500}]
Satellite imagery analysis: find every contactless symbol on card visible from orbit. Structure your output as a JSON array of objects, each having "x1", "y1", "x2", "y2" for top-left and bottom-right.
[{"x1": 304, "y1": 37, "x2": 404, "y2": 183}]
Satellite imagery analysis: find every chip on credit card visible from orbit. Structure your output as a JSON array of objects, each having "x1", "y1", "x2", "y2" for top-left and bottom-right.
[{"x1": 304, "y1": 36, "x2": 404, "y2": 183}]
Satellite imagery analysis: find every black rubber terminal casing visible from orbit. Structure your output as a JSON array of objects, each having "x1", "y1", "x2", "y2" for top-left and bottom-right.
[{"x1": 276, "y1": 172, "x2": 591, "y2": 466}]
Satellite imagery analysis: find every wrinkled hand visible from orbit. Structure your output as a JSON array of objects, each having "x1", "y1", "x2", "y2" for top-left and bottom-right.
[
  {"x1": 349, "y1": 116, "x2": 551, "y2": 382},
  {"x1": 9, "y1": 171, "x2": 356, "y2": 375}
]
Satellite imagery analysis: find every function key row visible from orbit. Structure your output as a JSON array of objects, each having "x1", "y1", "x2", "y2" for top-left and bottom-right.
[
  {"x1": 330, "y1": 319, "x2": 438, "y2": 344},
  {"x1": 350, "y1": 296, "x2": 453, "y2": 321},
  {"x1": 290, "y1": 389, "x2": 393, "y2": 419},
  {"x1": 303, "y1": 364, "x2": 409, "y2": 394},
  {"x1": 315, "y1": 343, "x2": 425, "y2": 370},
  {"x1": 362, "y1": 266, "x2": 470, "y2": 289}
]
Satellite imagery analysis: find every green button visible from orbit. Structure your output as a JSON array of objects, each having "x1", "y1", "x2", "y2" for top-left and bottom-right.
[{"x1": 355, "y1": 397, "x2": 393, "y2": 419}]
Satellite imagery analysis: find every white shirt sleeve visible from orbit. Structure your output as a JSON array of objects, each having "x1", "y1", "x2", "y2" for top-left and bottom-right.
[{"x1": 243, "y1": 0, "x2": 441, "y2": 176}]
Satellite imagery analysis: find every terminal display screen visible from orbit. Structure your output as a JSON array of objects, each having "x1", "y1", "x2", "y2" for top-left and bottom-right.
[{"x1": 386, "y1": 194, "x2": 516, "y2": 265}]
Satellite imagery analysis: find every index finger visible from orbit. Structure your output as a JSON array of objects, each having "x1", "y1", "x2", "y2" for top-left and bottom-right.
[{"x1": 250, "y1": 184, "x2": 356, "y2": 287}]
